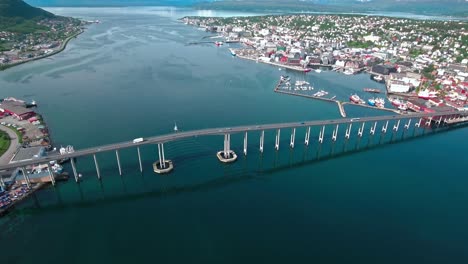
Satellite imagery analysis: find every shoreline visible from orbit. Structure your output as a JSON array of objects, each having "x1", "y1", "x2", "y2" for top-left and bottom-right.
[{"x1": 0, "y1": 29, "x2": 84, "y2": 72}]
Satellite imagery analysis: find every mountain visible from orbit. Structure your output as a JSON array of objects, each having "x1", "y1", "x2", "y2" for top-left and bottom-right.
[{"x1": 0, "y1": 0, "x2": 54, "y2": 19}]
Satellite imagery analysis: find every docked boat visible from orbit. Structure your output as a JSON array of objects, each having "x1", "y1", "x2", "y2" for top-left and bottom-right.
[
  {"x1": 315, "y1": 69, "x2": 322, "y2": 73},
  {"x1": 344, "y1": 68, "x2": 354, "y2": 75},
  {"x1": 214, "y1": 41, "x2": 223, "y2": 46},
  {"x1": 375, "y1": 98, "x2": 385, "y2": 108},
  {"x1": 368, "y1": 98, "x2": 376, "y2": 106},
  {"x1": 229, "y1": 49, "x2": 236, "y2": 56},
  {"x1": 295, "y1": 80, "x2": 309, "y2": 86},
  {"x1": 398, "y1": 104, "x2": 408, "y2": 111},
  {"x1": 372, "y1": 75, "x2": 384, "y2": 82},
  {"x1": 390, "y1": 98, "x2": 403, "y2": 107},
  {"x1": 363, "y1": 88, "x2": 381, "y2": 93},
  {"x1": 350, "y1": 94, "x2": 361, "y2": 104},
  {"x1": 303, "y1": 68, "x2": 312, "y2": 73}
]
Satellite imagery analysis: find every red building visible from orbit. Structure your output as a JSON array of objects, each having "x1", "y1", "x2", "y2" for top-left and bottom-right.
[{"x1": 0, "y1": 100, "x2": 35, "y2": 120}]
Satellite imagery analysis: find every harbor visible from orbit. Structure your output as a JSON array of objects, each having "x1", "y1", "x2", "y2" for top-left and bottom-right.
[
  {"x1": 274, "y1": 75, "x2": 401, "y2": 118},
  {"x1": 0, "y1": 97, "x2": 70, "y2": 217}
]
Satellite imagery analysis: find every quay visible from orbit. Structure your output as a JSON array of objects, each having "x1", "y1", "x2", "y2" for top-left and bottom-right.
[
  {"x1": 235, "y1": 53, "x2": 311, "y2": 73},
  {"x1": 0, "y1": 182, "x2": 45, "y2": 217}
]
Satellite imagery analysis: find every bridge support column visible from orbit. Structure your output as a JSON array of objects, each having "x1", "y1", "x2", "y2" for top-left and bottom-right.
[
  {"x1": 425, "y1": 117, "x2": 432, "y2": 126},
  {"x1": 332, "y1": 124, "x2": 339, "y2": 142},
  {"x1": 137, "y1": 147, "x2": 143, "y2": 173},
  {"x1": 304, "y1": 126, "x2": 311, "y2": 146},
  {"x1": 243, "y1": 132, "x2": 248, "y2": 156},
  {"x1": 154, "y1": 143, "x2": 173, "y2": 173},
  {"x1": 47, "y1": 164, "x2": 56, "y2": 186},
  {"x1": 21, "y1": 167, "x2": 31, "y2": 188},
  {"x1": 318, "y1": 125, "x2": 325, "y2": 144},
  {"x1": 275, "y1": 129, "x2": 281, "y2": 150},
  {"x1": 70, "y1": 158, "x2": 78, "y2": 182},
  {"x1": 345, "y1": 123, "x2": 352, "y2": 139},
  {"x1": 0, "y1": 177, "x2": 5, "y2": 190},
  {"x1": 217, "y1": 134, "x2": 237, "y2": 163},
  {"x1": 290, "y1": 128, "x2": 296, "y2": 148},
  {"x1": 358, "y1": 122, "x2": 365, "y2": 137},
  {"x1": 115, "y1": 150, "x2": 122, "y2": 176},
  {"x1": 436, "y1": 116, "x2": 442, "y2": 128},
  {"x1": 382, "y1": 120, "x2": 389, "y2": 134},
  {"x1": 370, "y1": 122, "x2": 377, "y2": 135},
  {"x1": 404, "y1": 119, "x2": 412, "y2": 130},
  {"x1": 416, "y1": 118, "x2": 422, "y2": 128},
  {"x1": 393, "y1": 119, "x2": 401, "y2": 132},
  {"x1": 93, "y1": 154, "x2": 101, "y2": 180},
  {"x1": 259, "y1": 131, "x2": 264, "y2": 153}
]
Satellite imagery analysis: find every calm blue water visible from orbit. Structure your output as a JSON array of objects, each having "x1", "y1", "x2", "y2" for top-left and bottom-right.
[{"x1": 0, "y1": 7, "x2": 467, "y2": 264}]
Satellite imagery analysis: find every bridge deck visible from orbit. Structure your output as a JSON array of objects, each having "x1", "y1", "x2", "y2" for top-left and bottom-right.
[{"x1": 0, "y1": 112, "x2": 466, "y2": 171}]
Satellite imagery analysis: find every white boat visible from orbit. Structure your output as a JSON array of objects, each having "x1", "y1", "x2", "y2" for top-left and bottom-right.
[
  {"x1": 315, "y1": 69, "x2": 322, "y2": 73},
  {"x1": 174, "y1": 122, "x2": 178, "y2": 132},
  {"x1": 344, "y1": 68, "x2": 354, "y2": 75}
]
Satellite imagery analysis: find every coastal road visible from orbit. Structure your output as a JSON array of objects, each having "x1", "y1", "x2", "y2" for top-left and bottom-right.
[
  {"x1": 0, "y1": 126, "x2": 20, "y2": 165},
  {"x1": 0, "y1": 111, "x2": 467, "y2": 171}
]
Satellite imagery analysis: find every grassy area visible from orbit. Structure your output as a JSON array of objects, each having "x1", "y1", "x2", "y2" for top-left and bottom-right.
[{"x1": 0, "y1": 130, "x2": 11, "y2": 157}]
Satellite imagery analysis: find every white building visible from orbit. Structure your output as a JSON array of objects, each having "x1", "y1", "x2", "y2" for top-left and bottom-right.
[{"x1": 389, "y1": 82, "x2": 411, "y2": 93}]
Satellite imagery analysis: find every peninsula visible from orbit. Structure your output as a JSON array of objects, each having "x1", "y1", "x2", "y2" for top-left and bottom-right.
[{"x1": 0, "y1": 0, "x2": 91, "y2": 71}]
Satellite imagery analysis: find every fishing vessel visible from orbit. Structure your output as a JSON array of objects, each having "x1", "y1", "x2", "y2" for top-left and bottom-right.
[
  {"x1": 344, "y1": 68, "x2": 354, "y2": 75},
  {"x1": 398, "y1": 104, "x2": 408, "y2": 111},
  {"x1": 372, "y1": 75, "x2": 384, "y2": 82},
  {"x1": 363, "y1": 88, "x2": 381, "y2": 93},
  {"x1": 368, "y1": 98, "x2": 376, "y2": 106},
  {"x1": 350, "y1": 94, "x2": 361, "y2": 103},
  {"x1": 375, "y1": 98, "x2": 385, "y2": 108},
  {"x1": 390, "y1": 98, "x2": 403, "y2": 107}
]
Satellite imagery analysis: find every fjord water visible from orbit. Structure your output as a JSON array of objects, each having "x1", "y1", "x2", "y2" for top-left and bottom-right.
[{"x1": 0, "y1": 7, "x2": 467, "y2": 263}]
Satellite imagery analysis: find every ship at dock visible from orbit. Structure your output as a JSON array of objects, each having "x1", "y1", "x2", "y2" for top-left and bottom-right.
[{"x1": 350, "y1": 94, "x2": 364, "y2": 104}]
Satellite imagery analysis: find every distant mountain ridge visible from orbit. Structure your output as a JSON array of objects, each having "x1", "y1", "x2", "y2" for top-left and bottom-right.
[{"x1": 0, "y1": 0, "x2": 54, "y2": 19}]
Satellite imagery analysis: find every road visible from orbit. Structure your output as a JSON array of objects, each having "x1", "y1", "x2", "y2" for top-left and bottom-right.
[
  {"x1": 0, "y1": 126, "x2": 20, "y2": 166},
  {"x1": 0, "y1": 111, "x2": 466, "y2": 171}
]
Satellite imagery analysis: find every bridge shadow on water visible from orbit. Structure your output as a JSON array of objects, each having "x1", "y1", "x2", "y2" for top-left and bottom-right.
[{"x1": 7, "y1": 122, "x2": 468, "y2": 217}]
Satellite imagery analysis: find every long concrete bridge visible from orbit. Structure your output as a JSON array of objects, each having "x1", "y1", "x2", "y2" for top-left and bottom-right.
[{"x1": 1, "y1": 111, "x2": 467, "y2": 186}]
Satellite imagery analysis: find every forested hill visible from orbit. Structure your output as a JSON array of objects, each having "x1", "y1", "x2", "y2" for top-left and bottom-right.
[
  {"x1": 0, "y1": 0, "x2": 55, "y2": 33},
  {"x1": 0, "y1": 0, "x2": 54, "y2": 18}
]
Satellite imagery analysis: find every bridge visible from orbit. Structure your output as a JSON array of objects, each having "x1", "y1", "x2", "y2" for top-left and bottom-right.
[{"x1": 1, "y1": 111, "x2": 467, "y2": 187}]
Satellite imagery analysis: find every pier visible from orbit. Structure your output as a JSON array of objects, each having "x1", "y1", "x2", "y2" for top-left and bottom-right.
[{"x1": 274, "y1": 79, "x2": 400, "y2": 118}]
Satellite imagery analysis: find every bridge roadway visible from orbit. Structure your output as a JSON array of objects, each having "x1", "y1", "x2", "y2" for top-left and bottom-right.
[{"x1": 0, "y1": 111, "x2": 466, "y2": 171}]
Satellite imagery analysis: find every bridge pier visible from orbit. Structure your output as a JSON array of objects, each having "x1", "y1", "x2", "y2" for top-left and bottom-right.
[
  {"x1": 275, "y1": 129, "x2": 281, "y2": 150},
  {"x1": 393, "y1": 119, "x2": 401, "y2": 132},
  {"x1": 370, "y1": 122, "x2": 377, "y2": 135},
  {"x1": 425, "y1": 117, "x2": 432, "y2": 126},
  {"x1": 93, "y1": 154, "x2": 101, "y2": 180},
  {"x1": 217, "y1": 134, "x2": 237, "y2": 163},
  {"x1": 70, "y1": 158, "x2": 78, "y2": 182},
  {"x1": 259, "y1": 130, "x2": 264, "y2": 153},
  {"x1": 115, "y1": 150, "x2": 122, "y2": 176},
  {"x1": 436, "y1": 116, "x2": 443, "y2": 128},
  {"x1": 416, "y1": 118, "x2": 422, "y2": 128},
  {"x1": 47, "y1": 164, "x2": 56, "y2": 186},
  {"x1": 382, "y1": 120, "x2": 389, "y2": 134},
  {"x1": 137, "y1": 147, "x2": 143, "y2": 173},
  {"x1": 332, "y1": 124, "x2": 339, "y2": 142},
  {"x1": 304, "y1": 126, "x2": 311, "y2": 145},
  {"x1": 318, "y1": 125, "x2": 325, "y2": 144},
  {"x1": 290, "y1": 128, "x2": 296, "y2": 148},
  {"x1": 345, "y1": 123, "x2": 352, "y2": 139},
  {"x1": 0, "y1": 176, "x2": 5, "y2": 190},
  {"x1": 21, "y1": 167, "x2": 31, "y2": 188},
  {"x1": 154, "y1": 143, "x2": 174, "y2": 173},
  {"x1": 243, "y1": 132, "x2": 248, "y2": 156},
  {"x1": 404, "y1": 119, "x2": 412, "y2": 130},
  {"x1": 358, "y1": 122, "x2": 365, "y2": 137}
]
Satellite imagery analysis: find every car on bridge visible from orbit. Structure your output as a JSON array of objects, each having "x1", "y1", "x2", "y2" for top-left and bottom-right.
[{"x1": 350, "y1": 118, "x2": 361, "y2": 122}]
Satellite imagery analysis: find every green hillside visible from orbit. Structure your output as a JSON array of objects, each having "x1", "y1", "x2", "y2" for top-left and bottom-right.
[{"x1": 0, "y1": 0, "x2": 55, "y2": 33}]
